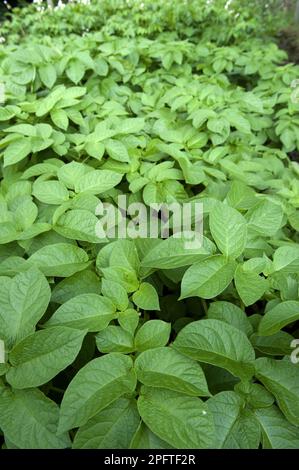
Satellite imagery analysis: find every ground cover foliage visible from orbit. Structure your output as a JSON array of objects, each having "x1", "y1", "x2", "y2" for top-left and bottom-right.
[{"x1": 0, "y1": 0, "x2": 298, "y2": 449}]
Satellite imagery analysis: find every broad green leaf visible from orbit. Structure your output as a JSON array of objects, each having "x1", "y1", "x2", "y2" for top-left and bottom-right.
[
  {"x1": 0, "y1": 268, "x2": 50, "y2": 348},
  {"x1": 234, "y1": 264, "x2": 269, "y2": 306},
  {"x1": 0, "y1": 386, "x2": 70, "y2": 449},
  {"x1": 58, "y1": 353, "x2": 137, "y2": 432},
  {"x1": 106, "y1": 139, "x2": 130, "y2": 162},
  {"x1": 272, "y1": 245, "x2": 299, "y2": 273},
  {"x1": 246, "y1": 200, "x2": 284, "y2": 236},
  {"x1": 75, "y1": 170, "x2": 122, "y2": 195},
  {"x1": 57, "y1": 162, "x2": 93, "y2": 189},
  {"x1": 132, "y1": 282, "x2": 160, "y2": 311},
  {"x1": 137, "y1": 386, "x2": 214, "y2": 449},
  {"x1": 255, "y1": 358, "x2": 299, "y2": 426},
  {"x1": 95, "y1": 326, "x2": 134, "y2": 353},
  {"x1": 101, "y1": 279, "x2": 129, "y2": 311},
  {"x1": 209, "y1": 201, "x2": 247, "y2": 258},
  {"x1": 180, "y1": 255, "x2": 237, "y2": 299},
  {"x1": 4, "y1": 138, "x2": 31, "y2": 167},
  {"x1": 130, "y1": 422, "x2": 173, "y2": 449},
  {"x1": 208, "y1": 301, "x2": 253, "y2": 336},
  {"x1": 6, "y1": 326, "x2": 86, "y2": 388},
  {"x1": 0, "y1": 222, "x2": 19, "y2": 244},
  {"x1": 173, "y1": 319, "x2": 255, "y2": 380},
  {"x1": 141, "y1": 235, "x2": 215, "y2": 269},
  {"x1": 28, "y1": 243, "x2": 90, "y2": 277},
  {"x1": 255, "y1": 406, "x2": 299, "y2": 449},
  {"x1": 50, "y1": 108, "x2": 69, "y2": 130},
  {"x1": 51, "y1": 270, "x2": 101, "y2": 304},
  {"x1": 208, "y1": 391, "x2": 260, "y2": 449},
  {"x1": 234, "y1": 382, "x2": 274, "y2": 409},
  {"x1": 32, "y1": 180, "x2": 69, "y2": 205},
  {"x1": 135, "y1": 347, "x2": 210, "y2": 396},
  {"x1": 39, "y1": 63, "x2": 57, "y2": 89},
  {"x1": 134, "y1": 320, "x2": 171, "y2": 352},
  {"x1": 73, "y1": 398, "x2": 140, "y2": 449},
  {"x1": 251, "y1": 331, "x2": 293, "y2": 356},
  {"x1": 66, "y1": 59, "x2": 86, "y2": 84},
  {"x1": 117, "y1": 118, "x2": 145, "y2": 134},
  {"x1": 45, "y1": 294, "x2": 116, "y2": 331},
  {"x1": 258, "y1": 301, "x2": 299, "y2": 336},
  {"x1": 226, "y1": 181, "x2": 257, "y2": 210},
  {"x1": 54, "y1": 209, "x2": 100, "y2": 243},
  {"x1": 118, "y1": 309, "x2": 140, "y2": 335}
]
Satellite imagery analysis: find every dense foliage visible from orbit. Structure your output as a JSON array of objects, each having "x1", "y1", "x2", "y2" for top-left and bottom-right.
[{"x1": 0, "y1": 0, "x2": 298, "y2": 449}]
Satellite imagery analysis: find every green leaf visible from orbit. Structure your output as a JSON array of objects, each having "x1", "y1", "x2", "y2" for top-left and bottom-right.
[
  {"x1": 234, "y1": 382, "x2": 274, "y2": 409},
  {"x1": 130, "y1": 422, "x2": 173, "y2": 449},
  {"x1": 66, "y1": 59, "x2": 86, "y2": 84},
  {"x1": 75, "y1": 170, "x2": 122, "y2": 195},
  {"x1": 234, "y1": 264, "x2": 269, "y2": 306},
  {"x1": 117, "y1": 118, "x2": 145, "y2": 134},
  {"x1": 255, "y1": 358, "x2": 299, "y2": 426},
  {"x1": 258, "y1": 301, "x2": 299, "y2": 336},
  {"x1": 36, "y1": 87, "x2": 65, "y2": 117},
  {"x1": 106, "y1": 139, "x2": 130, "y2": 162},
  {"x1": 135, "y1": 347, "x2": 210, "y2": 396},
  {"x1": 95, "y1": 326, "x2": 134, "y2": 353},
  {"x1": 28, "y1": 243, "x2": 90, "y2": 277},
  {"x1": 0, "y1": 268, "x2": 50, "y2": 348},
  {"x1": 32, "y1": 180, "x2": 69, "y2": 205},
  {"x1": 180, "y1": 255, "x2": 237, "y2": 299},
  {"x1": 4, "y1": 138, "x2": 31, "y2": 167},
  {"x1": 0, "y1": 107, "x2": 17, "y2": 121},
  {"x1": 39, "y1": 63, "x2": 57, "y2": 89},
  {"x1": 50, "y1": 108, "x2": 69, "y2": 130},
  {"x1": 209, "y1": 201, "x2": 247, "y2": 258},
  {"x1": 101, "y1": 279, "x2": 129, "y2": 311},
  {"x1": 246, "y1": 200, "x2": 283, "y2": 236},
  {"x1": 251, "y1": 331, "x2": 293, "y2": 356},
  {"x1": 58, "y1": 353, "x2": 137, "y2": 432},
  {"x1": 224, "y1": 109, "x2": 251, "y2": 134},
  {"x1": 85, "y1": 141, "x2": 105, "y2": 160},
  {"x1": 132, "y1": 282, "x2": 160, "y2": 311},
  {"x1": 272, "y1": 245, "x2": 299, "y2": 273},
  {"x1": 173, "y1": 319, "x2": 255, "y2": 380},
  {"x1": 51, "y1": 270, "x2": 101, "y2": 304},
  {"x1": 6, "y1": 326, "x2": 86, "y2": 388},
  {"x1": 208, "y1": 391, "x2": 260, "y2": 449},
  {"x1": 141, "y1": 235, "x2": 215, "y2": 269},
  {"x1": 73, "y1": 398, "x2": 140, "y2": 449},
  {"x1": 0, "y1": 386, "x2": 70, "y2": 449},
  {"x1": 118, "y1": 309, "x2": 140, "y2": 335},
  {"x1": 57, "y1": 162, "x2": 93, "y2": 189},
  {"x1": 54, "y1": 209, "x2": 101, "y2": 243},
  {"x1": 135, "y1": 320, "x2": 171, "y2": 352},
  {"x1": 137, "y1": 386, "x2": 214, "y2": 449},
  {"x1": 45, "y1": 293, "x2": 116, "y2": 331},
  {"x1": 255, "y1": 406, "x2": 299, "y2": 449},
  {"x1": 207, "y1": 301, "x2": 253, "y2": 336}
]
